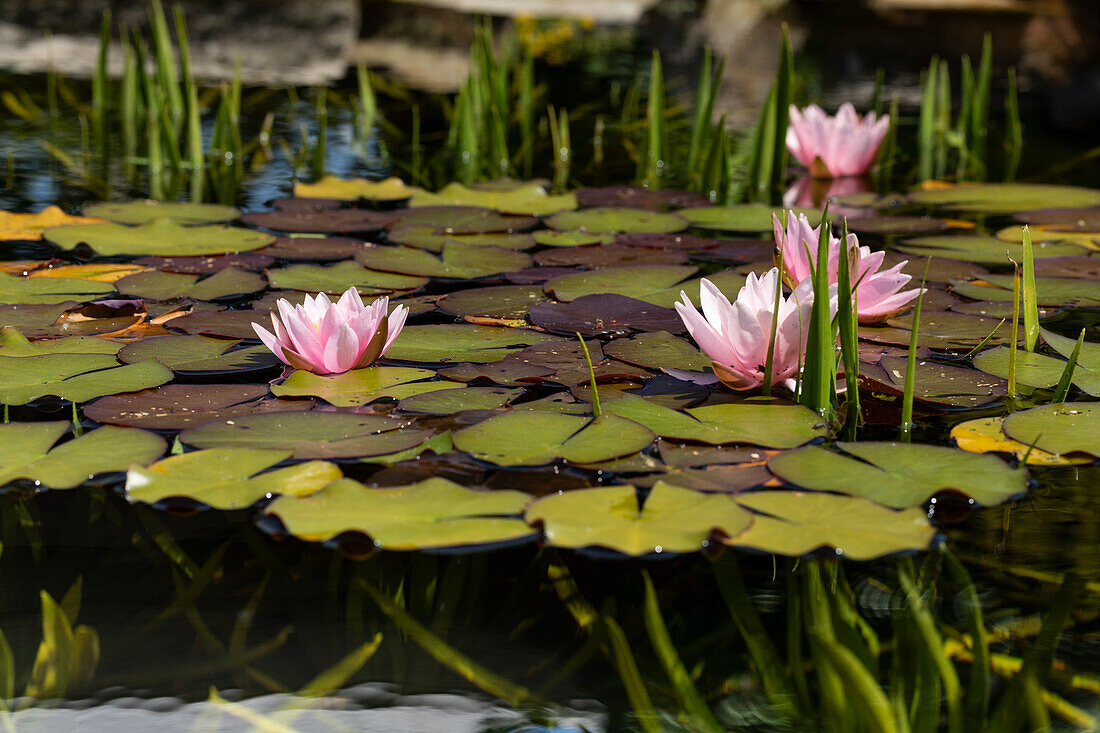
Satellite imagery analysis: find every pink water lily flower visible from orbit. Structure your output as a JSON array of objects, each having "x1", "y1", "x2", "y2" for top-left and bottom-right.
[
  {"x1": 673, "y1": 270, "x2": 817, "y2": 392},
  {"x1": 252, "y1": 287, "x2": 408, "y2": 374},
  {"x1": 787, "y1": 103, "x2": 890, "y2": 178},
  {"x1": 772, "y1": 210, "x2": 923, "y2": 323}
]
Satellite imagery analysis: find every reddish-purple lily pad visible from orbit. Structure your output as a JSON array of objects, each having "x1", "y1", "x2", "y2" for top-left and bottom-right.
[
  {"x1": 529, "y1": 294, "x2": 685, "y2": 336},
  {"x1": 843, "y1": 215, "x2": 948, "y2": 235},
  {"x1": 85, "y1": 384, "x2": 315, "y2": 430},
  {"x1": 240, "y1": 209, "x2": 397, "y2": 233},
  {"x1": 388, "y1": 227, "x2": 536, "y2": 252},
  {"x1": 390, "y1": 206, "x2": 537, "y2": 234},
  {"x1": 259, "y1": 236, "x2": 368, "y2": 260},
  {"x1": 270, "y1": 197, "x2": 346, "y2": 212},
  {"x1": 859, "y1": 355, "x2": 1008, "y2": 407},
  {"x1": 533, "y1": 244, "x2": 687, "y2": 269},
  {"x1": 133, "y1": 252, "x2": 274, "y2": 274},
  {"x1": 437, "y1": 285, "x2": 549, "y2": 319},
  {"x1": 574, "y1": 186, "x2": 709, "y2": 209},
  {"x1": 503, "y1": 267, "x2": 579, "y2": 285}
]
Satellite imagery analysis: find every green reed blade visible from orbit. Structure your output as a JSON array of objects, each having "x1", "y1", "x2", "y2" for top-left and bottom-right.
[
  {"x1": 686, "y1": 46, "x2": 714, "y2": 185},
  {"x1": 1051, "y1": 328, "x2": 1085, "y2": 403},
  {"x1": 837, "y1": 220, "x2": 861, "y2": 439},
  {"x1": 747, "y1": 81, "x2": 777, "y2": 202},
  {"x1": 900, "y1": 259, "x2": 930, "y2": 440},
  {"x1": 489, "y1": 101, "x2": 509, "y2": 176},
  {"x1": 120, "y1": 28, "x2": 139, "y2": 173},
  {"x1": 897, "y1": 562, "x2": 961, "y2": 733},
  {"x1": 311, "y1": 87, "x2": 327, "y2": 180},
  {"x1": 228, "y1": 572, "x2": 270, "y2": 658},
  {"x1": 0, "y1": 626, "x2": 13, "y2": 703},
  {"x1": 603, "y1": 613, "x2": 662, "y2": 733},
  {"x1": 962, "y1": 318, "x2": 1006, "y2": 360},
  {"x1": 802, "y1": 562, "x2": 850, "y2": 730},
  {"x1": 357, "y1": 578, "x2": 536, "y2": 707},
  {"x1": 146, "y1": 90, "x2": 164, "y2": 200},
  {"x1": 1004, "y1": 67, "x2": 1022, "y2": 181},
  {"x1": 934, "y1": 59, "x2": 950, "y2": 180},
  {"x1": 574, "y1": 332, "x2": 600, "y2": 416},
  {"x1": 518, "y1": 51, "x2": 535, "y2": 177},
  {"x1": 641, "y1": 51, "x2": 668, "y2": 189},
  {"x1": 701, "y1": 115, "x2": 729, "y2": 202},
  {"x1": 918, "y1": 56, "x2": 938, "y2": 182},
  {"x1": 970, "y1": 32, "x2": 993, "y2": 180},
  {"x1": 809, "y1": 630, "x2": 897, "y2": 733},
  {"x1": 871, "y1": 67, "x2": 884, "y2": 117},
  {"x1": 1021, "y1": 226, "x2": 1039, "y2": 352},
  {"x1": 453, "y1": 83, "x2": 477, "y2": 184},
  {"x1": 761, "y1": 238, "x2": 785, "y2": 398},
  {"x1": 173, "y1": 5, "x2": 203, "y2": 201},
  {"x1": 297, "y1": 633, "x2": 382, "y2": 699},
  {"x1": 148, "y1": 0, "x2": 183, "y2": 132},
  {"x1": 410, "y1": 103, "x2": 422, "y2": 185},
  {"x1": 940, "y1": 548, "x2": 989, "y2": 727},
  {"x1": 800, "y1": 211, "x2": 836, "y2": 416},
  {"x1": 1008, "y1": 266, "x2": 1020, "y2": 397},
  {"x1": 356, "y1": 63, "x2": 378, "y2": 137},
  {"x1": 875, "y1": 95, "x2": 900, "y2": 193},
  {"x1": 770, "y1": 24, "x2": 793, "y2": 203},
  {"x1": 956, "y1": 55, "x2": 974, "y2": 179},
  {"x1": 548, "y1": 105, "x2": 570, "y2": 192},
  {"x1": 641, "y1": 571, "x2": 724, "y2": 733},
  {"x1": 93, "y1": 10, "x2": 111, "y2": 166}
]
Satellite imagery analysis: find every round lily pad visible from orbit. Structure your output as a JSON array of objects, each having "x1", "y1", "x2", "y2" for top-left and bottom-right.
[
  {"x1": 46, "y1": 219, "x2": 275, "y2": 257},
  {"x1": 266, "y1": 261, "x2": 428, "y2": 295},
  {"x1": 167, "y1": 309, "x2": 282, "y2": 339},
  {"x1": 180, "y1": 412, "x2": 433, "y2": 460},
  {"x1": 259, "y1": 236, "x2": 367, "y2": 261},
  {"x1": 728, "y1": 491, "x2": 937, "y2": 560},
  {"x1": 0, "y1": 422, "x2": 166, "y2": 490},
  {"x1": 126, "y1": 447, "x2": 341, "y2": 509},
  {"x1": 768, "y1": 442, "x2": 1028, "y2": 508},
  {"x1": 83, "y1": 200, "x2": 240, "y2": 225},
  {"x1": 679, "y1": 204, "x2": 821, "y2": 232},
  {"x1": 115, "y1": 268, "x2": 266, "y2": 302},
  {"x1": 605, "y1": 331, "x2": 711, "y2": 372},
  {"x1": 545, "y1": 207, "x2": 688, "y2": 235},
  {"x1": 0, "y1": 272, "x2": 114, "y2": 305},
  {"x1": 452, "y1": 411, "x2": 654, "y2": 466},
  {"x1": 530, "y1": 294, "x2": 685, "y2": 336},
  {"x1": 907, "y1": 183, "x2": 1100, "y2": 213},
  {"x1": 383, "y1": 324, "x2": 559, "y2": 364},
  {"x1": 995, "y1": 224, "x2": 1099, "y2": 250},
  {"x1": 84, "y1": 384, "x2": 315, "y2": 430},
  {"x1": 525, "y1": 481, "x2": 752, "y2": 556},
  {"x1": 411, "y1": 182, "x2": 577, "y2": 216},
  {"x1": 896, "y1": 235, "x2": 1083, "y2": 264},
  {"x1": 355, "y1": 242, "x2": 532, "y2": 280},
  {"x1": 1001, "y1": 403, "x2": 1099, "y2": 458},
  {"x1": 972, "y1": 347, "x2": 1070, "y2": 390},
  {"x1": 0, "y1": 353, "x2": 173, "y2": 405},
  {"x1": 0, "y1": 327, "x2": 121, "y2": 356},
  {"x1": 118, "y1": 335, "x2": 280, "y2": 374},
  {"x1": 294, "y1": 176, "x2": 416, "y2": 202},
  {"x1": 271, "y1": 366, "x2": 462, "y2": 407},
  {"x1": 844, "y1": 215, "x2": 947, "y2": 235},
  {"x1": 396, "y1": 386, "x2": 524, "y2": 415},
  {"x1": 437, "y1": 285, "x2": 549, "y2": 320},
  {"x1": 859, "y1": 355, "x2": 1008, "y2": 407},
  {"x1": 1014, "y1": 207, "x2": 1100, "y2": 227},
  {"x1": 266, "y1": 477, "x2": 536, "y2": 549}
]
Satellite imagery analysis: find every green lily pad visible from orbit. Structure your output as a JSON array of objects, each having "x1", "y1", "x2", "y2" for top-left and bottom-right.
[
  {"x1": 907, "y1": 183, "x2": 1100, "y2": 213},
  {"x1": 388, "y1": 228, "x2": 536, "y2": 252},
  {"x1": 83, "y1": 200, "x2": 240, "y2": 225},
  {"x1": 1001, "y1": 403, "x2": 1099, "y2": 458},
  {"x1": 679, "y1": 204, "x2": 821, "y2": 232},
  {"x1": 115, "y1": 268, "x2": 266, "y2": 302},
  {"x1": 411, "y1": 182, "x2": 577, "y2": 216},
  {"x1": 383, "y1": 324, "x2": 559, "y2": 364},
  {"x1": 437, "y1": 285, "x2": 549, "y2": 319},
  {"x1": 266, "y1": 261, "x2": 429, "y2": 295},
  {"x1": 0, "y1": 422, "x2": 166, "y2": 490},
  {"x1": 452, "y1": 411, "x2": 654, "y2": 466},
  {"x1": 895, "y1": 235, "x2": 1083, "y2": 264},
  {"x1": 396, "y1": 386, "x2": 524, "y2": 415},
  {"x1": 266, "y1": 477, "x2": 536, "y2": 549},
  {"x1": 533, "y1": 230, "x2": 614, "y2": 247},
  {"x1": 125, "y1": 447, "x2": 341, "y2": 509},
  {"x1": 859, "y1": 355, "x2": 1007, "y2": 407},
  {"x1": 995, "y1": 224, "x2": 1100, "y2": 250},
  {"x1": 118, "y1": 335, "x2": 280, "y2": 374},
  {"x1": 0, "y1": 272, "x2": 114, "y2": 305},
  {"x1": 525, "y1": 481, "x2": 752, "y2": 556},
  {"x1": 0, "y1": 327, "x2": 121, "y2": 356},
  {"x1": 880, "y1": 311, "x2": 1021, "y2": 349},
  {"x1": 0, "y1": 353, "x2": 173, "y2": 405},
  {"x1": 605, "y1": 331, "x2": 712, "y2": 372},
  {"x1": 179, "y1": 412, "x2": 434, "y2": 460},
  {"x1": 950, "y1": 275, "x2": 1100, "y2": 306},
  {"x1": 391, "y1": 206, "x2": 536, "y2": 234},
  {"x1": 767, "y1": 442, "x2": 1028, "y2": 508},
  {"x1": 972, "y1": 347, "x2": 1078, "y2": 391},
  {"x1": 355, "y1": 242, "x2": 532, "y2": 280},
  {"x1": 602, "y1": 395, "x2": 826, "y2": 448},
  {"x1": 728, "y1": 491, "x2": 937, "y2": 560},
  {"x1": 544, "y1": 207, "x2": 688, "y2": 235},
  {"x1": 1041, "y1": 327, "x2": 1100, "y2": 371},
  {"x1": 543, "y1": 265, "x2": 745, "y2": 308},
  {"x1": 271, "y1": 366, "x2": 462, "y2": 407},
  {"x1": 46, "y1": 219, "x2": 274, "y2": 256}
]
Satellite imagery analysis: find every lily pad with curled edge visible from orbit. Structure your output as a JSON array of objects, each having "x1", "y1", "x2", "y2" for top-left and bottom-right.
[
  {"x1": 46, "y1": 219, "x2": 274, "y2": 257},
  {"x1": 0, "y1": 354, "x2": 173, "y2": 405},
  {"x1": 727, "y1": 492, "x2": 937, "y2": 560},
  {"x1": 0, "y1": 422, "x2": 166, "y2": 490},
  {"x1": 410, "y1": 182, "x2": 577, "y2": 216},
  {"x1": 266, "y1": 477, "x2": 535, "y2": 549},
  {"x1": 602, "y1": 395, "x2": 826, "y2": 448},
  {"x1": 995, "y1": 224, "x2": 1099, "y2": 251},
  {"x1": 0, "y1": 326, "x2": 121, "y2": 356},
  {"x1": 544, "y1": 207, "x2": 688, "y2": 234},
  {"x1": 533, "y1": 244, "x2": 688, "y2": 269},
  {"x1": 118, "y1": 335, "x2": 280, "y2": 374},
  {"x1": 383, "y1": 324, "x2": 558, "y2": 364},
  {"x1": 1002, "y1": 403, "x2": 1100, "y2": 458},
  {"x1": 0, "y1": 272, "x2": 114, "y2": 305},
  {"x1": 950, "y1": 417, "x2": 1091, "y2": 467},
  {"x1": 767, "y1": 442, "x2": 1028, "y2": 509},
  {"x1": 605, "y1": 331, "x2": 712, "y2": 372},
  {"x1": 266, "y1": 261, "x2": 428, "y2": 295},
  {"x1": 125, "y1": 448, "x2": 341, "y2": 510},
  {"x1": 530, "y1": 294, "x2": 684, "y2": 336},
  {"x1": 294, "y1": 175, "x2": 416, "y2": 202},
  {"x1": 543, "y1": 265, "x2": 745, "y2": 308},
  {"x1": 115, "y1": 268, "x2": 266, "y2": 302},
  {"x1": 396, "y1": 386, "x2": 524, "y2": 415},
  {"x1": 389, "y1": 228, "x2": 536, "y2": 252},
  {"x1": 895, "y1": 235, "x2": 1082, "y2": 264},
  {"x1": 950, "y1": 275, "x2": 1100, "y2": 306},
  {"x1": 860, "y1": 355, "x2": 1007, "y2": 407},
  {"x1": 679, "y1": 204, "x2": 822, "y2": 232},
  {"x1": 272, "y1": 367, "x2": 461, "y2": 408},
  {"x1": 525, "y1": 481, "x2": 752, "y2": 556},
  {"x1": 84, "y1": 384, "x2": 315, "y2": 430},
  {"x1": 437, "y1": 285, "x2": 548, "y2": 320},
  {"x1": 533, "y1": 230, "x2": 614, "y2": 247},
  {"x1": 452, "y1": 411, "x2": 654, "y2": 467},
  {"x1": 972, "y1": 346, "x2": 1099, "y2": 396},
  {"x1": 239, "y1": 209, "x2": 396, "y2": 233},
  {"x1": 83, "y1": 200, "x2": 240, "y2": 225},
  {"x1": 907, "y1": 183, "x2": 1100, "y2": 213},
  {"x1": 179, "y1": 412, "x2": 433, "y2": 460},
  {"x1": 355, "y1": 242, "x2": 532, "y2": 280}
]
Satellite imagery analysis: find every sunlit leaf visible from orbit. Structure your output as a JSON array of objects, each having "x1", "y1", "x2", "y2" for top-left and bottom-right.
[
  {"x1": 294, "y1": 175, "x2": 416, "y2": 202},
  {"x1": 0, "y1": 353, "x2": 172, "y2": 405},
  {"x1": 0, "y1": 206, "x2": 107, "y2": 241},
  {"x1": 383, "y1": 324, "x2": 558, "y2": 363},
  {"x1": 950, "y1": 417, "x2": 1089, "y2": 466},
  {"x1": 452, "y1": 411, "x2": 654, "y2": 466},
  {"x1": 545, "y1": 206, "x2": 687, "y2": 234},
  {"x1": 271, "y1": 366, "x2": 463, "y2": 406},
  {"x1": 410, "y1": 182, "x2": 576, "y2": 216},
  {"x1": 1001, "y1": 403, "x2": 1099, "y2": 458},
  {"x1": 46, "y1": 219, "x2": 273, "y2": 256}
]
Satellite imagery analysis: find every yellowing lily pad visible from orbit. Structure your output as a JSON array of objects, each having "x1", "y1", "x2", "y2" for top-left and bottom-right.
[
  {"x1": 125, "y1": 447, "x2": 340, "y2": 509},
  {"x1": 0, "y1": 422, "x2": 166, "y2": 490},
  {"x1": 411, "y1": 182, "x2": 577, "y2": 216},
  {"x1": 950, "y1": 417, "x2": 1090, "y2": 466},
  {"x1": 46, "y1": 219, "x2": 274, "y2": 256},
  {"x1": 452, "y1": 411, "x2": 654, "y2": 466},
  {"x1": 83, "y1": 200, "x2": 240, "y2": 225},
  {"x1": 294, "y1": 176, "x2": 417, "y2": 202},
  {"x1": 728, "y1": 491, "x2": 936, "y2": 560},
  {"x1": 0, "y1": 326, "x2": 121, "y2": 356},
  {"x1": 525, "y1": 481, "x2": 752, "y2": 556},
  {"x1": 0, "y1": 206, "x2": 107, "y2": 241},
  {"x1": 266, "y1": 477, "x2": 535, "y2": 549},
  {"x1": 896, "y1": 234, "x2": 1083, "y2": 264}
]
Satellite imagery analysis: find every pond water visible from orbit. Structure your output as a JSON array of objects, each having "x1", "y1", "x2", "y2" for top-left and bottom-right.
[{"x1": 0, "y1": 10, "x2": 1098, "y2": 733}]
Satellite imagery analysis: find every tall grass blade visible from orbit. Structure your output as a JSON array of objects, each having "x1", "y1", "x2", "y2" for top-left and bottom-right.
[
  {"x1": 1021, "y1": 226, "x2": 1039, "y2": 352},
  {"x1": 837, "y1": 220, "x2": 861, "y2": 439},
  {"x1": 875, "y1": 95, "x2": 900, "y2": 193},
  {"x1": 120, "y1": 28, "x2": 139, "y2": 174},
  {"x1": 549, "y1": 105, "x2": 571, "y2": 192},
  {"x1": 311, "y1": 87, "x2": 327, "y2": 180},
  {"x1": 93, "y1": 10, "x2": 111, "y2": 170},
  {"x1": 770, "y1": 24, "x2": 793, "y2": 203},
  {"x1": 518, "y1": 51, "x2": 535, "y2": 178},
  {"x1": 1008, "y1": 266, "x2": 1020, "y2": 398},
  {"x1": 897, "y1": 563, "x2": 961, "y2": 733},
  {"x1": 576, "y1": 333, "x2": 600, "y2": 417},
  {"x1": 1004, "y1": 67, "x2": 1022, "y2": 181},
  {"x1": 356, "y1": 63, "x2": 378, "y2": 138},
  {"x1": 871, "y1": 67, "x2": 885, "y2": 116},
  {"x1": 1051, "y1": 328, "x2": 1085, "y2": 403},
  {"x1": 940, "y1": 548, "x2": 989, "y2": 727},
  {"x1": 969, "y1": 32, "x2": 993, "y2": 180},
  {"x1": 687, "y1": 47, "x2": 714, "y2": 187},
  {"x1": 642, "y1": 51, "x2": 669, "y2": 189},
  {"x1": 701, "y1": 115, "x2": 729, "y2": 203},
  {"x1": 174, "y1": 6, "x2": 204, "y2": 202},
  {"x1": 900, "y1": 259, "x2": 931, "y2": 440},
  {"x1": 956, "y1": 55, "x2": 974, "y2": 179},
  {"x1": 603, "y1": 614, "x2": 662, "y2": 733},
  {"x1": 799, "y1": 209, "x2": 836, "y2": 416},
  {"x1": 918, "y1": 57, "x2": 938, "y2": 182},
  {"x1": 148, "y1": 0, "x2": 183, "y2": 133},
  {"x1": 934, "y1": 59, "x2": 950, "y2": 180}
]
